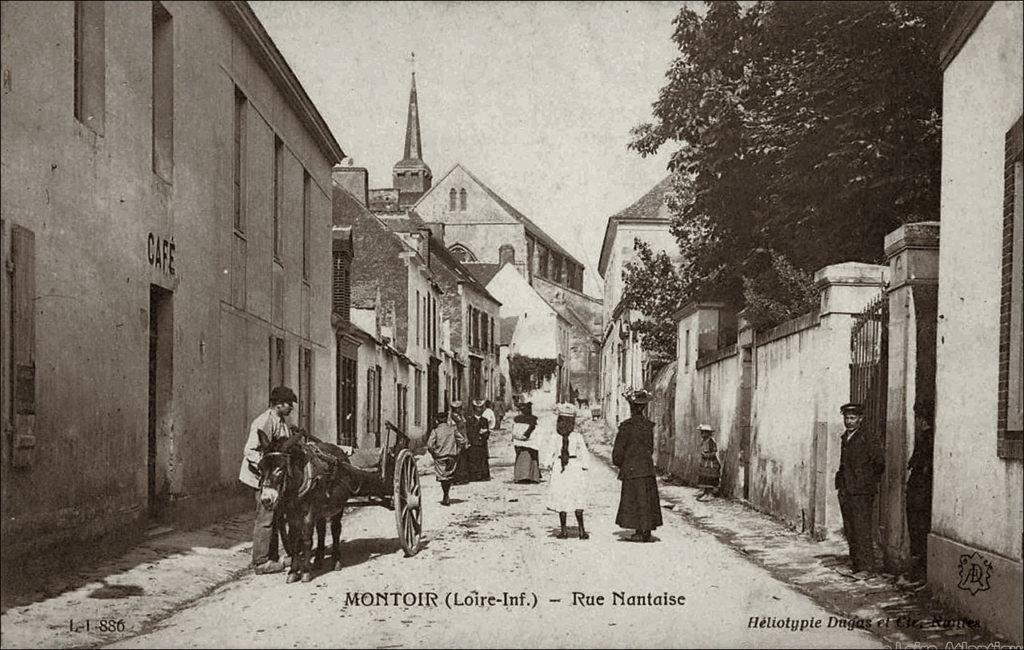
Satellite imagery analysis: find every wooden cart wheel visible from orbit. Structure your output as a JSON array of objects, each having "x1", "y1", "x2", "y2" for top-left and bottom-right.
[{"x1": 393, "y1": 449, "x2": 422, "y2": 556}]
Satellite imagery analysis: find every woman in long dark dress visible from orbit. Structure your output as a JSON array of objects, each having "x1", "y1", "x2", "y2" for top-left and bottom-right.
[
  {"x1": 612, "y1": 389, "x2": 662, "y2": 542},
  {"x1": 451, "y1": 401, "x2": 471, "y2": 485},
  {"x1": 466, "y1": 400, "x2": 491, "y2": 481},
  {"x1": 512, "y1": 400, "x2": 542, "y2": 482}
]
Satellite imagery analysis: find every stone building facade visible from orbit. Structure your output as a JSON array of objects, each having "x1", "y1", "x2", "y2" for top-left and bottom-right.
[
  {"x1": 930, "y1": 2, "x2": 1022, "y2": 641},
  {"x1": 598, "y1": 176, "x2": 679, "y2": 426},
  {"x1": 0, "y1": 1, "x2": 344, "y2": 561},
  {"x1": 331, "y1": 180, "x2": 443, "y2": 444}
]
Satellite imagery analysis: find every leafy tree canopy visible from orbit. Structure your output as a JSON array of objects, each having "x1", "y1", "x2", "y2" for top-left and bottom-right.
[{"x1": 623, "y1": 0, "x2": 950, "y2": 356}]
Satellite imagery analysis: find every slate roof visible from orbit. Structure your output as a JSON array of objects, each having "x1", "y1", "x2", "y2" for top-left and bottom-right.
[
  {"x1": 598, "y1": 175, "x2": 676, "y2": 277},
  {"x1": 499, "y1": 316, "x2": 518, "y2": 346},
  {"x1": 463, "y1": 262, "x2": 503, "y2": 286}
]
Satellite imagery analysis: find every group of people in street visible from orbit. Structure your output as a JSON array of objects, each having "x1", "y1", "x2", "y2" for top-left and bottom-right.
[
  {"x1": 239, "y1": 383, "x2": 934, "y2": 580},
  {"x1": 426, "y1": 399, "x2": 497, "y2": 506},
  {"x1": 424, "y1": 387, "x2": 668, "y2": 543}
]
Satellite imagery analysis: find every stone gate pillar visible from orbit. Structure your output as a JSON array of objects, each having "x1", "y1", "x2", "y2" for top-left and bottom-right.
[{"x1": 882, "y1": 221, "x2": 940, "y2": 573}]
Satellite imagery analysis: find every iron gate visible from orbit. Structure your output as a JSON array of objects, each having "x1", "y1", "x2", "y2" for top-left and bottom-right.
[
  {"x1": 850, "y1": 292, "x2": 889, "y2": 441},
  {"x1": 849, "y1": 291, "x2": 889, "y2": 553}
]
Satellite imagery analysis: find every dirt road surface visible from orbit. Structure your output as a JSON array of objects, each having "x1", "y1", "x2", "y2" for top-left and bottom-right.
[{"x1": 100, "y1": 411, "x2": 880, "y2": 648}]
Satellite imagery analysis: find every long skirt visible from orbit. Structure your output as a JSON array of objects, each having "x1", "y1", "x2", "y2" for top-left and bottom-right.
[
  {"x1": 513, "y1": 447, "x2": 541, "y2": 482},
  {"x1": 468, "y1": 444, "x2": 491, "y2": 481},
  {"x1": 454, "y1": 448, "x2": 471, "y2": 484},
  {"x1": 432, "y1": 454, "x2": 459, "y2": 482},
  {"x1": 615, "y1": 476, "x2": 663, "y2": 531}
]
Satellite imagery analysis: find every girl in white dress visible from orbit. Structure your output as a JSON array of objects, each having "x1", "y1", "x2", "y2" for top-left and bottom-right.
[{"x1": 545, "y1": 403, "x2": 590, "y2": 539}]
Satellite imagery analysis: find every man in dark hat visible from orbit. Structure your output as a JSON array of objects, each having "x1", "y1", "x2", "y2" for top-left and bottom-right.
[
  {"x1": 239, "y1": 386, "x2": 297, "y2": 575},
  {"x1": 834, "y1": 402, "x2": 884, "y2": 573},
  {"x1": 426, "y1": 410, "x2": 469, "y2": 506},
  {"x1": 613, "y1": 389, "x2": 662, "y2": 542},
  {"x1": 906, "y1": 398, "x2": 935, "y2": 577}
]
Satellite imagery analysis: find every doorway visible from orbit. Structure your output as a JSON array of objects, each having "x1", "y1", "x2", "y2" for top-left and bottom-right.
[{"x1": 148, "y1": 285, "x2": 173, "y2": 517}]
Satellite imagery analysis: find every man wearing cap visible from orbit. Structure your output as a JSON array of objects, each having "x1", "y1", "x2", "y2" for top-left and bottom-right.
[
  {"x1": 426, "y1": 410, "x2": 469, "y2": 506},
  {"x1": 906, "y1": 399, "x2": 935, "y2": 576},
  {"x1": 835, "y1": 402, "x2": 884, "y2": 573},
  {"x1": 239, "y1": 386, "x2": 297, "y2": 575},
  {"x1": 613, "y1": 389, "x2": 662, "y2": 542}
]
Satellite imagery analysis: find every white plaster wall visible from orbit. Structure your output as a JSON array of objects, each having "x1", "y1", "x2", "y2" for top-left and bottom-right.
[{"x1": 935, "y1": 0, "x2": 1024, "y2": 560}]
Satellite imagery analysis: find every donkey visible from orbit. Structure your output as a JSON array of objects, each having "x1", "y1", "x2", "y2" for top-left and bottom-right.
[{"x1": 256, "y1": 431, "x2": 353, "y2": 583}]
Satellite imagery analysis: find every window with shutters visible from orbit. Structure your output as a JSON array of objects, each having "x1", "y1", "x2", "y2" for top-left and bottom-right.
[
  {"x1": 151, "y1": 2, "x2": 173, "y2": 181},
  {"x1": 414, "y1": 370, "x2": 423, "y2": 426},
  {"x1": 998, "y1": 116, "x2": 1024, "y2": 460},
  {"x1": 74, "y1": 0, "x2": 105, "y2": 135},
  {"x1": 302, "y1": 171, "x2": 311, "y2": 281},
  {"x1": 299, "y1": 346, "x2": 313, "y2": 436},
  {"x1": 233, "y1": 87, "x2": 247, "y2": 232},
  {"x1": 273, "y1": 136, "x2": 283, "y2": 261},
  {"x1": 332, "y1": 248, "x2": 350, "y2": 321},
  {"x1": 268, "y1": 336, "x2": 285, "y2": 397}
]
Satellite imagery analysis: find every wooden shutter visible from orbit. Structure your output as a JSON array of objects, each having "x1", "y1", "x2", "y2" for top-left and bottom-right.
[{"x1": 11, "y1": 225, "x2": 37, "y2": 468}]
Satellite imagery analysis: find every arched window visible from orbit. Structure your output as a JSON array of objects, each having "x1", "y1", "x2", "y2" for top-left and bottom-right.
[
  {"x1": 449, "y1": 188, "x2": 457, "y2": 211},
  {"x1": 459, "y1": 188, "x2": 467, "y2": 211},
  {"x1": 448, "y1": 243, "x2": 477, "y2": 263}
]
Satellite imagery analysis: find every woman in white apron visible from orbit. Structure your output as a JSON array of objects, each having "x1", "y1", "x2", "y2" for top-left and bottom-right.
[{"x1": 545, "y1": 403, "x2": 590, "y2": 539}]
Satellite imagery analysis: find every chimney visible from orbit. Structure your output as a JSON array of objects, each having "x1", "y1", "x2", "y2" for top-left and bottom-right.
[
  {"x1": 332, "y1": 162, "x2": 369, "y2": 208},
  {"x1": 426, "y1": 222, "x2": 445, "y2": 246},
  {"x1": 417, "y1": 226, "x2": 431, "y2": 266},
  {"x1": 499, "y1": 244, "x2": 515, "y2": 267}
]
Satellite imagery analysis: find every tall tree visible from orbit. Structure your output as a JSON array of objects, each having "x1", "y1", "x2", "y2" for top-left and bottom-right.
[{"x1": 623, "y1": 0, "x2": 949, "y2": 351}]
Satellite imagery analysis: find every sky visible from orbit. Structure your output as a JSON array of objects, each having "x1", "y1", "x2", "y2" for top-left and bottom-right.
[{"x1": 251, "y1": 1, "x2": 689, "y2": 296}]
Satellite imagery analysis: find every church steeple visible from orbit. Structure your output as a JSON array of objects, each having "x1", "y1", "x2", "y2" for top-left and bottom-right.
[
  {"x1": 393, "y1": 60, "x2": 432, "y2": 208},
  {"x1": 403, "y1": 72, "x2": 423, "y2": 162}
]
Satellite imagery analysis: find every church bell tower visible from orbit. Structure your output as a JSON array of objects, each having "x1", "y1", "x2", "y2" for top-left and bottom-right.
[{"x1": 392, "y1": 68, "x2": 432, "y2": 208}]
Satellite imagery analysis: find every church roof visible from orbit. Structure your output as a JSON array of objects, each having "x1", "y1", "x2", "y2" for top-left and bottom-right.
[
  {"x1": 598, "y1": 175, "x2": 676, "y2": 277},
  {"x1": 463, "y1": 262, "x2": 503, "y2": 286},
  {"x1": 422, "y1": 164, "x2": 584, "y2": 269}
]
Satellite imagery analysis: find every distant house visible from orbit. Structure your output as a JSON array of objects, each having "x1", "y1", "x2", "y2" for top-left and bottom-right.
[
  {"x1": 597, "y1": 176, "x2": 679, "y2": 426},
  {"x1": 472, "y1": 263, "x2": 571, "y2": 410},
  {"x1": 930, "y1": 2, "x2": 1022, "y2": 642}
]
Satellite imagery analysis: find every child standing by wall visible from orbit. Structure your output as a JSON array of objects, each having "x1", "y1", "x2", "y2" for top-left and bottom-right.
[{"x1": 696, "y1": 424, "x2": 721, "y2": 501}]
